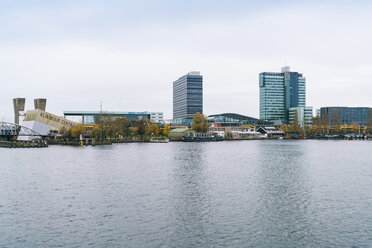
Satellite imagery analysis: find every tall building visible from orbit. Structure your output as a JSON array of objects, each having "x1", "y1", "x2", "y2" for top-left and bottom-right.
[
  {"x1": 173, "y1": 71, "x2": 203, "y2": 120},
  {"x1": 259, "y1": 66, "x2": 311, "y2": 125}
]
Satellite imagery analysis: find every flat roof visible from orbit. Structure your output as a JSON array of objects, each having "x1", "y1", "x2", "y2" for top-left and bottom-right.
[{"x1": 64, "y1": 111, "x2": 151, "y2": 116}]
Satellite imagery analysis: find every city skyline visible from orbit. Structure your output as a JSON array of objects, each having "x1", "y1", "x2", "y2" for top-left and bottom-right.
[{"x1": 1, "y1": 0, "x2": 372, "y2": 121}]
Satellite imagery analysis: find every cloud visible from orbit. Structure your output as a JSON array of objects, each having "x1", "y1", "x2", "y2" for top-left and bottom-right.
[{"x1": 0, "y1": 0, "x2": 372, "y2": 121}]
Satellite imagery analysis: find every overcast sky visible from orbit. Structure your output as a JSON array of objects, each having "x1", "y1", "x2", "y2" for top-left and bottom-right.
[{"x1": 1, "y1": 0, "x2": 372, "y2": 122}]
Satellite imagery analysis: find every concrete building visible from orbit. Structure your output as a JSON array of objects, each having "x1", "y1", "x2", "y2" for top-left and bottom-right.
[
  {"x1": 13, "y1": 98, "x2": 25, "y2": 124},
  {"x1": 18, "y1": 109, "x2": 77, "y2": 140},
  {"x1": 12, "y1": 98, "x2": 77, "y2": 139},
  {"x1": 173, "y1": 71, "x2": 203, "y2": 120},
  {"x1": 34, "y1": 98, "x2": 47, "y2": 111},
  {"x1": 259, "y1": 66, "x2": 312, "y2": 124}
]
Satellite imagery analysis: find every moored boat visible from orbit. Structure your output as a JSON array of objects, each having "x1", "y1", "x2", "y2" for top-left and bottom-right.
[{"x1": 181, "y1": 132, "x2": 223, "y2": 142}]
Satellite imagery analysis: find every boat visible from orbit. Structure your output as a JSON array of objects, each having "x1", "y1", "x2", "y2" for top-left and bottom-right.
[
  {"x1": 149, "y1": 138, "x2": 169, "y2": 143},
  {"x1": 181, "y1": 132, "x2": 223, "y2": 142}
]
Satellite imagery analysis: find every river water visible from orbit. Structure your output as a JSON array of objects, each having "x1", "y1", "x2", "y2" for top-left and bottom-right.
[{"x1": 0, "y1": 140, "x2": 371, "y2": 247}]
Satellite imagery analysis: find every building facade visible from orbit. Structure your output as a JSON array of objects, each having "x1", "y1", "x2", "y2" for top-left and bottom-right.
[
  {"x1": 173, "y1": 71, "x2": 203, "y2": 120},
  {"x1": 289, "y1": 106, "x2": 313, "y2": 126},
  {"x1": 259, "y1": 66, "x2": 309, "y2": 124},
  {"x1": 64, "y1": 111, "x2": 163, "y2": 125},
  {"x1": 320, "y1": 107, "x2": 372, "y2": 126}
]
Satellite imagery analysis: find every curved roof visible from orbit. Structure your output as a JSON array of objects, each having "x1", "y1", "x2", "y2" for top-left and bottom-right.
[{"x1": 208, "y1": 113, "x2": 272, "y2": 125}]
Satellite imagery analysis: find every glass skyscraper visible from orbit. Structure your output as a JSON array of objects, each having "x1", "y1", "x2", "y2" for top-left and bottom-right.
[
  {"x1": 259, "y1": 66, "x2": 310, "y2": 124},
  {"x1": 173, "y1": 71, "x2": 203, "y2": 120}
]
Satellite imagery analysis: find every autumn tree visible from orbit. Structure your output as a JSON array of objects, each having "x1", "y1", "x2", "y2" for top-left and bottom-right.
[
  {"x1": 291, "y1": 110, "x2": 300, "y2": 134},
  {"x1": 113, "y1": 117, "x2": 131, "y2": 138},
  {"x1": 224, "y1": 127, "x2": 233, "y2": 140},
  {"x1": 71, "y1": 124, "x2": 87, "y2": 138},
  {"x1": 137, "y1": 118, "x2": 151, "y2": 137},
  {"x1": 90, "y1": 125, "x2": 104, "y2": 140},
  {"x1": 192, "y1": 113, "x2": 210, "y2": 133},
  {"x1": 162, "y1": 124, "x2": 170, "y2": 137},
  {"x1": 351, "y1": 122, "x2": 360, "y2": 134},
  {"x1": 59, "y1": 126, "x2": 71, "y2": 138},
  {"x1": 147, "y1": 123, "x2": 160, "y2": 136},
  {"x1": 130, "y1": 127, "x2": 138, "y2": 137}
]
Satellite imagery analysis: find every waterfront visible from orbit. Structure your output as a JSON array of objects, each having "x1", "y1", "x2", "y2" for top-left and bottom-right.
[{"x1": 0, "y1": 140, "x2": 372, "y2": 247}]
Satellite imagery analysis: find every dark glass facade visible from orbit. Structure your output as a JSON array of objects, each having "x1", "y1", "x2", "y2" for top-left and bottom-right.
[
  {"x1": 173, "y1": 72, "x2": 203, "y2": 119},
  {"x1": 321, "y1": 107, "x2": 372, "y2": 126}
]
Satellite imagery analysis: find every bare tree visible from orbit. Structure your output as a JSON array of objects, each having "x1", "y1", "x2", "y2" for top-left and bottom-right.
[{"x1": 331, "y1": 109, "x2": 341, "y2": 134}]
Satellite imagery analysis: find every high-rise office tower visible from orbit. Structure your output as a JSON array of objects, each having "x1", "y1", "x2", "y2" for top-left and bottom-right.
[
  {"x1": 259, "y1": 66, "x2": 311, "y2": 124},
  {"x1": 173, "y1": 71, "x2": 203, "y2": 119}
]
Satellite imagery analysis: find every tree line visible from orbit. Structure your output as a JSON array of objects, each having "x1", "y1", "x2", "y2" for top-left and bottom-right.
[
  {"x1": 59, "y1": 115, "x2": 170, "y2": 141},
  {"x1": 284, "y1": 109, "x2": 372, "y2": 135}
]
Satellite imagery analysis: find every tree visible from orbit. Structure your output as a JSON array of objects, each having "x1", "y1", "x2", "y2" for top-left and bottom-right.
[
  {"x1": 59, "y1": 126, "x2": 71, "y2": 138},
  {"x1": 224, "y1": 127, "x2": 233, "y2": 140},
  {"x1": 351, "y1": 122, "x2": 360, "y2": 134},
  {"x1": 314, "y1": 115, "x2": 322, "y2": 135},
  {"x1": 367, "y1": 109, "x2": 372, "y2": 134},
  {"x1": 130, "y1": 127, "x2": 138, "y2": 137},
  {"x1": 162, "y1": 124, "x2": 170, "y2": 137},
  {"x1": 291, "y1": 110, "x2": 300, "y2": 134},
  {"x1": 113, "y1": 117, "x2": 131, "y2": 138},
  {"x1": 137, "y1": 118, "x2": 150, "y2": 137},
  {"x1": 90, "y1": 125, "x2": 104, "y2": 140},
  {"x1": 147, "y1": 123, "x2": 159, "y2": 136},
  {"x1": 71, "y1": 124, "x2": 87, "y2": 138},
  {"x1": 331, "y1": 109, "x2": 341, "y2": 134},
  {"x1": 192, "y1": 113, "x2": 210, "y2": 133},
  {"x1": 320, "y1": 109, "x2": 330, "y2": 134}
]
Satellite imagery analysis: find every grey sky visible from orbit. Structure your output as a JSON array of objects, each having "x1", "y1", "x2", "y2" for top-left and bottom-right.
[{"x1": 1, "y1": 0, "x2": 372, "y2": 121}]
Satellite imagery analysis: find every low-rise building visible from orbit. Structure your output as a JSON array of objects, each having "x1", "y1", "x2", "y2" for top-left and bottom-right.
[
  {"x1": 289, "y1": 106, "x2": 313, "y2": 126},
  {"x1": 64, "y1": 111, "x2": 164, "y2": 124},
  {"x1": 20, "y1": 109, "x2": 77, "y2": 140},
  {"x1": 256, "y1": 126, "x2": 285, "y2": 138},
  {"x1": 320, "y1": 107, "x2": 372, "y2": 126}
]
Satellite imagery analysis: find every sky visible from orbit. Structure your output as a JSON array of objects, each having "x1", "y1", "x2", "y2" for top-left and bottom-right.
[{"x1": 1, "y1": 0, "x2": 372, "y2": 122}]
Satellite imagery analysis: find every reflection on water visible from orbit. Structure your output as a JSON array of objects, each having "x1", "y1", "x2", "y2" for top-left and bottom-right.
[
  {"x1": 0, "y1": 141, "x2": 372, "y2": 247},
  {"x1": 169, "y1": 144, "x2": 212, "y2": 247},
  {"x1": 255, "y1": 141, "x2": 315, "y2": 247}
]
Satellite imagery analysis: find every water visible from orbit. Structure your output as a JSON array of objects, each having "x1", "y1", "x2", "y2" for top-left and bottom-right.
[{"x1": 0, "y1": 140, "x2": 372, "y2": 247}]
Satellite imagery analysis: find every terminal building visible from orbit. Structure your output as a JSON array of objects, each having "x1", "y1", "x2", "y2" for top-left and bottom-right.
[
  {"x1": 320, "y1": 107, "x2": 372, "y2": 126},
  {"x1": 259, "y1": 66, "x2": 313, "y2": 126},
  {"x1": 207, "y1": 113, "x2": 272, "y2": 127},
  {"x1": 207, "y1": 113, "x2": 273, "y2": 138},
  {"x1": 63, "y1": 111, "x2": 164, "y2": 124}
]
